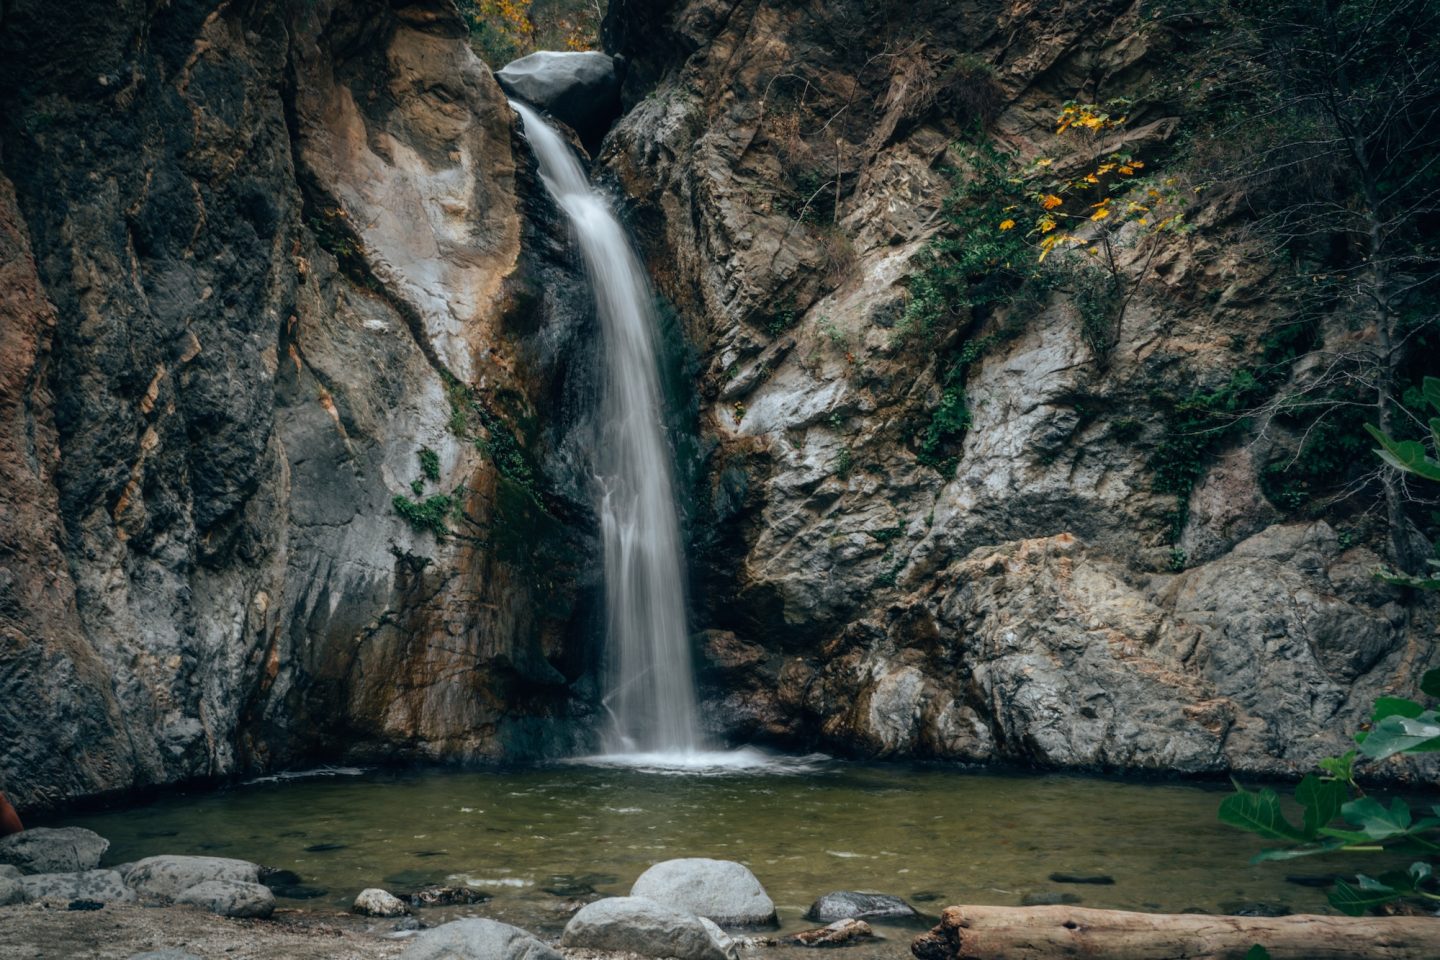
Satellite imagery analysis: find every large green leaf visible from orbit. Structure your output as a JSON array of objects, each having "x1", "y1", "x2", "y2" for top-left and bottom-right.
[
  {"x1": 1245, "y1": 946, "x2": 1272, "y2": 960},
  {"x1": 1296, "y1": 773, "x2": 1345, "y2": 837},
  {"x1": 1372, "y1": 697, "x2": 1424, "y2": 722},
  {"x1": 1422, "y1": 669, "x2": 1440, "y2": 700},
  {"x1": 1329, "y1": 875, "x2": 1403, "y2": 916},
  {"x1": 1342, "y1": 796, "x2": 1412, "y2": 839},
  {"x1": 1357, "y1": 711, "x2": 1440, "y2": 760},
  {"x1": 1366, "y1": 423, "x2": 1440, "y2": 482},
  {"x1": 1219, "y1": 785, "x2": 1308, "y2": 842}
]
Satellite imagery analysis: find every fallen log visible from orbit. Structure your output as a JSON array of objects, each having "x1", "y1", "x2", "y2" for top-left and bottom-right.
[{"x1": 910, "y1": 904, "x2": 1440, "y2": 960}]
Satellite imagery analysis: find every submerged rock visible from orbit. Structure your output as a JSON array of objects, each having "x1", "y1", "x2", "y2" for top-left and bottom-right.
[
  {"x1": 19, "y1": 869, "x2": 135, "y2": 904},
  {"x1": 805, "y1": 891, "x2": 918, "y2": 923},
  {"x1": 561, "y1": 896, "x2": 738, "y2": 960},
  {"x1": 630, "y1": 858, "x2": 777, "y2": 927},
  {"x1": 399, "y1": 918, "x2": 562, "y2": 960},
  {"x1": 406, "y1": 885, "x2": 490, "y2": 907},
  {"x1": 787, "y1": 918, "x2": 876, "y2": 947},
  {"x1": 124, "y1": 856, "x2": 262, "y2": 898},
  {"x1": 1048, "y1": 873, "x2": 1114, "y2": 885},
  {"x1": 175, "y1": 879, "x2": 276, "y2": 918},
  {"x1": 355, "y1": 887, "x2": 408, "y2": 917},
  {"x1": 1020, "y1": 892, "x2": 1082, "y2": 907},
  {"x1": 496, "y1": 51, "x2": 620, "y2": 153},
  {"x1": 0, "y1": 827, "x2": 109, "y2": 874}
]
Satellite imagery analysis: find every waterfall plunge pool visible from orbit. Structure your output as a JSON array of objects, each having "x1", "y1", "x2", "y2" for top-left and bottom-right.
[{"x1": 43, "y1": 760, "x2": 1388, "y2": 942}]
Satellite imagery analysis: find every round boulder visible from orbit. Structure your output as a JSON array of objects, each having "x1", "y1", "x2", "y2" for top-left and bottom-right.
[
  {"x1": 354, "y1": 887, "x2": 408, "y2": 917},
  {"x1": 0, "y1": 827, "x2": 109, "y2": 874},
  {"x1": 123, "y1": 855, "x2": 260, "y2": 898},
  {"x1": 562, "y1": 896, "x2": 737, "y2": 960},
  {"x1": 399, "y1": 918, "x2": 562, "y2": 960},
  {"x1": 805, "y1": 891, "x2": 919, "y2": 923},
  {"x1": 630, "y1": 858, "x2": 776, "y2": 927},
  {"x1": 175, "y1": 879, "x2": 275, "y2": 919},
  {"x1": 495, "y1": 51, "x2": 620, "y2": 153}
]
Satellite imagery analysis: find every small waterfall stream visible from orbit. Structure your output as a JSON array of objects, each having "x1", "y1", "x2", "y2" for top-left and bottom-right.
[{"x1": 511, "y1": 102, "x2": 702, "y2": 758}]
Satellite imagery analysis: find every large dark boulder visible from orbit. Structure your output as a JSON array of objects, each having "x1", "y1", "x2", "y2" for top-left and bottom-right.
[{"x1": 496, "y1": 51, "x2": 621, "y2": 154}]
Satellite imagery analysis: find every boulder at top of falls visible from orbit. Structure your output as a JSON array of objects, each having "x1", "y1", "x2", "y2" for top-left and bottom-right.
[
  {"x1": 0, "y1": 827, "x2": 109, "y2": 874},
  {"x1": 495, "y1": 51, "x2": 620, "y2": 153},
  {"x1": 804, "y1": 891, "x2": 919, "y2": 923},
  {"x1": 123, "y1": 855, "x2": 261, "y2": 898},
  {"x1": 399, "y1": 918, "x2": 562, "y2": 960},
  {"x1": 562, "y1": 896, "x2": 738, "y2": 960},
  {"x1": 630, "y1": 858, "x2": 777, "y2": 927}
]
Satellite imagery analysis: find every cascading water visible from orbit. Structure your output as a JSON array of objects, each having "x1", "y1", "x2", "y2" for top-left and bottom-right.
[{"x1": 511, "y1": 101, "x2": 702, "y2": 758}]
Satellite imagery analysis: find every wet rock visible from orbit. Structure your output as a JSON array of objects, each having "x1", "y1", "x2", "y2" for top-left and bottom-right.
[
  {"x1": 19, "y1": 869, "x2": 136, "y2": 903},
  {"x1": 1221, "y1": 900, "x2": 1291, "y2": 917},
  {"x1": 393, "y1": 916, "x2": 423, "y2": 932},
  {"x1": 0, "y1": 875, "x2": 23, "y2": 906},
  {"x1": 174, "y1": 879, "x2": 276, "y2": 919},
  {"x1": 1020, "y1": 892, "x2": 1082, "y2": 906},
  {"x1": 561, "y1": 896, "x2": 738, "y2": 960},
  {"x1": 123, "y1": 856, "x2": 261, "y2": 899},
  {"x1": 787, "y1": 918, "x2": 875, "y2": 947},
  {"x1": 406, "y1": 885, "x2": 490, "y2": 907},
  {"x1": 805, "y1": 891, "x2": 918, "y2": 923},
  {"x1": 355, "y1": 887, "x2": 409, "y2": 917},
  {"x1": 128, "y1": 952, "x2": 203, "y2": 960},
  {"x1": 1048, "y1": 873, "x2": 1115, "y2": 885},
  {"x1": 0, "y1": 827, "x2": 108, "y2": 874},
  {"x1": 630, "y1": 858, "x2": 777, "y2": 927},
  {"x1": 496, "y1": 51, "x2": 620, "y2": 153},
  {"x1": 399, "y1": 918, "x2": 562, "y2": 960},
  {"x1": 303, "y1": 842, "x2": 347, "y2": 853}
]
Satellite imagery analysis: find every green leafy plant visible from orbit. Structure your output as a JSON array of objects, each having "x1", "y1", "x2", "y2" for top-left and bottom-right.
[
  {"x1": 418, "y1": 446, "x2": 441, "y2": 483},
  {"x1": 392, "y1": 493, "x2": 459, "y2": 538}
]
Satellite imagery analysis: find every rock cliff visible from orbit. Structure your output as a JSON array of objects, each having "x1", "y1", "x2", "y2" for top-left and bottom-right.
[
  {"x1": 0, "y1": 0, "x2": 601, "y2": 809},
  {"x1": 599, "y1": 0, "x2": 1439, "y2": 773}
]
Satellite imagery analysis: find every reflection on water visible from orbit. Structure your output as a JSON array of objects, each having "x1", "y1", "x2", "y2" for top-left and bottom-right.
[{"x1": 48, "y1": 762, "x2": 1377, "y2": 936}]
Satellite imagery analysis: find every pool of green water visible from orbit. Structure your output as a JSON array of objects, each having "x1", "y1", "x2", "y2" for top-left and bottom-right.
[{"x1": 50, "y1": 761, "x2": 1373, "y2": 938}]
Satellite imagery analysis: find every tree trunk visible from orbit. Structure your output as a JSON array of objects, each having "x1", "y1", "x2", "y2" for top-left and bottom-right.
[{"x1": 910, "y1": 904, "x2": 1440, "y2": 960}]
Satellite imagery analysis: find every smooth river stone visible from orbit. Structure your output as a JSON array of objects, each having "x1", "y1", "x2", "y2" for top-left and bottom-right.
[
  {"x1": 124, "y1": 855, "x2": 260, "y2": 898},
  {"x1": 630, "y1": 858, "x2": 777, "y2": 927},
  {"x1": 0, "y1": 827, "x2": 109, "y2": 874},
  {"x1": 562, "y1": 896, "x2": 738, "y2": 960},
  {"x1": 804, "y1": 890, "x2": 919, "y2": 923},
  {"x1": 174, "y1": 879, "x2": 276, "y2": 918},
  {"x1": 19, "y1": 868, "x2": 136, "y2": 903},
  {"x1": 400, "y1": 918, "x2": 562, "y2": 960}
]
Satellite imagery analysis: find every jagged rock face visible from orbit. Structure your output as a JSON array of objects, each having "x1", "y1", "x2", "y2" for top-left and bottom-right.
[
  {"x1": 600, "y1": 0, "x2": 1437, "y2": 774},
  {"x1": 0, "y1": 0, "x2": 599, "y2": 809}
]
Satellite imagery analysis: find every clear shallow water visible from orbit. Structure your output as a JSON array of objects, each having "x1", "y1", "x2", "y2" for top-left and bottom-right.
[{"x1": 50, "y1": 762, "x2": 1377, "y2": 937}]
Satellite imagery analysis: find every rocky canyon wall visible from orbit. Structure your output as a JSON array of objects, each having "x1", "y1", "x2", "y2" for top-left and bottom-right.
[
  {"x1": 599, "y1": 0, "x2": 1439, "y2": 775},
  {"x1": 0, "y1": 0, "x2": 601, "y2": 810}
]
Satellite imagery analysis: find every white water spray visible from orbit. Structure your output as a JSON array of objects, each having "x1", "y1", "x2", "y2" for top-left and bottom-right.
[{"x1": 511, "y1": 101, "x2": 702, "y2": 757}]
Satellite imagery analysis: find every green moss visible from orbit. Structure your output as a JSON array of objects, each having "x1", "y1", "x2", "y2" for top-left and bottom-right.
[{"x1": 418, "y1": 447, "x2": 441, "y2": 483}]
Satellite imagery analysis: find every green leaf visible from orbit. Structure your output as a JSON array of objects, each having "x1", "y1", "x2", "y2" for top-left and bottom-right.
[
  {"x1": 1422, "y1": 669, "x2": 1440, "y2": 699},
  {"x1": 1366, "y1": 423, "x2": 1440, "y2": 482},
  {"x1": 1316, "y1": 826, "x2": 1373, "y2": 844},
  {"x1": 1219, "y1": 785, "x2": 1308, "y2": 842},
  {"x1": 1342, "y1": 796, "x2": 1412, "y2": 839},
  {"x1": 1422, "y1": 376, "x2": 1440, "y2": 414},
  {"x1": 1372, "y1": 697, "x2": 1424, "y2": 722},
  {"x1": 1317, "y1": 750, "x2": 1357, "y2": 784},
  {"x1": 1357, "y1": 712, "x2": 1440, "y2": 761},
  {"x1": 1329, "y1": 875, "x2": 1402, "y2": 916},
  {"x1": 1296, "y1": 773, "x2": 1345, "y2": 837},
  {"x1": 1245, "y1": 946, "x2": 1271, "y2": 960}
]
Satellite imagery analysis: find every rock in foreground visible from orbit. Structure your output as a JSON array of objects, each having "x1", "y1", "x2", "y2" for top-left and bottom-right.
[
  {"x1": 400, "y1": 918, "x2": 562, "y2": 960},
  {"x1": 174, "y1": 879, "x2": 276, "y2": 919},
  {"x1": 631, "y1": 858, "x2": 777, "y2": 927},
  {"x1": 562, "y1": 896, "x2": 738, "y2": 960},
  {"x1": 806, "y1": 891, "x2": 918, "y2": 923},
  {"x1": 124, "y1": 856, "x2": 261, "y2": 898},
  {"x1": 19, "y1": 869, "x2": 135, "y2": 904},
  {"x1": 0, "y1": 827, "x2": 109, "y2": 874}
]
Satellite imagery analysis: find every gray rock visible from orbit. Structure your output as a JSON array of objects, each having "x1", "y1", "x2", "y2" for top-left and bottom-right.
[
  {"x1": 127, "y1": 951, "x2": 203, "y2": 960},
  {"x1": 562, "y1": 896, "x2": 737, "y2": 960},
  {"x1": 174, "y1": 879, "x2": 276, "y2": 918},
  {"x1": 496, "y1": 51, "x2": 620, "y2": 152},
  {"x1": 19, "y1": 869, "x2": 136, "y2": 903},
  {"x1": 123, "y1": 855, "x2": 261, "y2": 898},
  {"x1": 355, "y1": 887, "x2": 408, "y2": 917},
  {"x1": 0, "y1": 864, "x2": 21, "y2": 880},
  {"x1": 0, "y1": 875, "x2": 23, "y2": 906},
  {"x1": 399, "y1": 918, "x2": 562, "y2": 960},
  {"x1": 630, "y1": 858, "x2": 776, "y2": 927},
  {"x1": 804, "y1": 891, "x2": 918, "y2": 923},
  {"x1": 0, "y1": 827, "x2": 109, "y2": 874}
]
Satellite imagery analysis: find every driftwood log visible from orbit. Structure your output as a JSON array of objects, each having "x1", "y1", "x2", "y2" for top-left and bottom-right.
[{"x1": 910, "y1": 904, "x2": 1440, "y2": 959}]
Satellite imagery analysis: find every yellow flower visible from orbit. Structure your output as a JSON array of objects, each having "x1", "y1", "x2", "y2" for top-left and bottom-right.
[
  {"x1": 1035, "y1": 158, "x2": 1055, "y2": 168},
  {"x1": 1084, "y1": 173, "x2": 1100, "y2": 185},
  {"x1": 1118, "y1": 165, "x2": 1135, "y2": 175},
  {"x1": 999, "y1": 219, "x2": 1016, "y2": 231},
  {"x1": 1090, "y1": 207, "x2": 1112, "y2": 221},
  {"x1": 1039, "y1": 217, "x2": 1057, "y2": 233},
  {"x1": 1042, "y1": 194, "x2": 1064, "y2": 210}
]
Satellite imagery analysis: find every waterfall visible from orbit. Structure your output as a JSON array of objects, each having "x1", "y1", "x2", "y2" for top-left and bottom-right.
[{"x1": 511, "y1": 102, "x2": 701, "y2": 757}]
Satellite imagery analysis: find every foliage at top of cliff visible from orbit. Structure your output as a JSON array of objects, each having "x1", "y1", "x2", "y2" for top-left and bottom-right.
[{"x1": 458, "y1": 0, "x2": 604, "y2": 66}]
